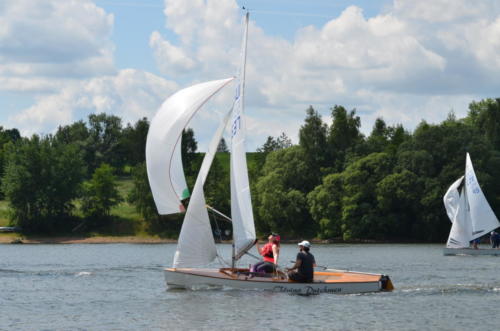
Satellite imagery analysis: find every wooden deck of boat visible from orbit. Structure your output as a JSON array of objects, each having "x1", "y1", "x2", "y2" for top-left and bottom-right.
[
  {"x1": 313, "y1": 271, "x2": 381, "y2": 283},
  {"x1": 166, "y1": 268, "x2": 382, "y2": 284}
]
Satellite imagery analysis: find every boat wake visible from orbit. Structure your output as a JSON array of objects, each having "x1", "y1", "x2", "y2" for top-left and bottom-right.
[
  {"x1": 399, "y1": 283, "x2": 500, "y2": 295},
  {"x1": 75, "y1": 271, "x2": 92, "y2": 277},
  {"x1": 0, "y1": 265, "x2": 162, "y2": 278}
]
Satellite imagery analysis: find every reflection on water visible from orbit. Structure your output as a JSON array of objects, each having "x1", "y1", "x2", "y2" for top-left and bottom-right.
[{"x1": 1, "y1": 243, "x2": 500, "y2": 330}]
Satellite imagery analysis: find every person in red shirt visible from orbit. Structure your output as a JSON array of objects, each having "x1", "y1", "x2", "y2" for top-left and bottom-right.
[{"x1": 251, "y1": 233, "x2": 280, "y2": 274}]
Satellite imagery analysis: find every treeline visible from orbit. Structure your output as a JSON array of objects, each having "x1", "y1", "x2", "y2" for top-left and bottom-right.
[
  {"x1": 0, "y1": 114, "x2": 149, "y2": 233},
  {"x1": 1, "y1": 98, "x2": 500, "y2": 241},
  {"x1": 252, "y1": 99, "x2": 500, "y2": 241}
]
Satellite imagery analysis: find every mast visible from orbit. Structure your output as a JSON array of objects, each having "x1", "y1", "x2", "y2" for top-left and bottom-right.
[{"x1": 230, "y1": 10, "x2": 256, "y2": 267}]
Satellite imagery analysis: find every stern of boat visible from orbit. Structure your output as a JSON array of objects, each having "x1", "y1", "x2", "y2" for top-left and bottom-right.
[{"x1": 380, "y1": 275, "x2": 394, "y2": 291}]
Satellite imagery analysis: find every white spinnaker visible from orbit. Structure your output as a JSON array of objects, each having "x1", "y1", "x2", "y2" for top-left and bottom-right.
[
  {"x1": 173, "y1": 110, "x2": 233, "y2": 267},
  {"x1": 444, "y1": 176, "x2": 464, "y2": 223},
  {"x1": 146, "y1": 78, "x2": 234, "y2": 215},
  {"x1": 230, "y1": 12, "x2": 256, "y2": 259},
  {"x1": 465, "y1": 153, "x2": 500, "y2": 239},
  {"x1": 446, "y1": 186, "x2": 473, "y2": 248}
]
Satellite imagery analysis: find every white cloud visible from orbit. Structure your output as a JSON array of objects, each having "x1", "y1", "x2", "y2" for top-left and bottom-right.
[
  {"x1": 0, "y1": 0, "x2": 115, "y2": 93},
  {"x1": 5, "y1": 0, "x2": 500, "y2": 151},
  {"x1": 10, "y1": 69, "x2": 179, "y2": 136},
  {"x1": 150, "y1": 31, "x2": 196, "y2": 75},
  {"x1": 151, "y1": 0, "x2": 242, "y2": 80},
  {"x1": 393, "y1": 0, "x2": 496, "y2": 23},
  {"x1": 143, "y1": 0, "x2": 500, "y2": 149}
]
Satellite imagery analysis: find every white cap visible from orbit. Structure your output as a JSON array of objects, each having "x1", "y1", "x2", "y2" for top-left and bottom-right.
[{"x1": 298, "y1": 240, "x2": 311, "y2": 248}]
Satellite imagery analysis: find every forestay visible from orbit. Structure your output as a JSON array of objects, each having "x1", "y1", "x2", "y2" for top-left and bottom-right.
[
  {"x1": 146, "y1": 78, "x2": 234, "y2": 215},
  {"x1": 173, "y1": 111, "x2": 233, "y2": 267},
  {"x1": 230, "y1": 12, "x2": 256, "y2": 259}
]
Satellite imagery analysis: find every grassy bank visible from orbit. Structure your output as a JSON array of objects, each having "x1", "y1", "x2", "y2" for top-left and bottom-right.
[
  {"x1": 0, "y1": 176, "x2": 152, "y2": 241},
  {"x1": 0, "y1": 200, "x2": 10, "y2": 227},
  {"x1": 0, "y1": 153, "x2": 261, "y2": 241}
]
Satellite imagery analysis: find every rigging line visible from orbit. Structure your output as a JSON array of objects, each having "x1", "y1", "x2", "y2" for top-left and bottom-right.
[
  {"x1": 96, "y1": 1, "x2": 161, "y2": 8},
  {"x1": 216, "y1": 253, "x2": 231, "y2": 267},
  {"x1": 207, "y1": 209, "x2": 231, "y2": 267},
  {"x1": 244, "y1": 251, "x2": 261, "y2": 261},
  {"x1": 250, "y1": 10, "x2": 332, "y2": 19},
  {"x1": 210, "y1": 210, "x2": 224, "y2": 243},
  {"x1": 206, "y1": 204, "x2": 232, "y2": 223}
]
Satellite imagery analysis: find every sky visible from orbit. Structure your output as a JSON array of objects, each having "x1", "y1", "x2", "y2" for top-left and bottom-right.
[{"x1": 1, "y1": 0, "x2": 500, "y2": 150}]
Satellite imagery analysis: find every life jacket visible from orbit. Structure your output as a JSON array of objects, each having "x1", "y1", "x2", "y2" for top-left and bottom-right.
[{"x1": 261, "y1": 243, "x2": 274, "y2": 263}]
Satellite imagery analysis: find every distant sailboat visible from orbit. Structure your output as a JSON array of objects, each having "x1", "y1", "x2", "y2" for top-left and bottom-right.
[
  {"x1": 443, "y1": 153, "x2": 500, "y2": 255},
  {"x1": 146, "y1": 12, "x2": 393, "y2": 294}
]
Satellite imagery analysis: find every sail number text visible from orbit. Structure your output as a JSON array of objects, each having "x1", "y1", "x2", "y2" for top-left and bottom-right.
[{"x1": 232, "y1": 115, "x2": 241, "y2": 137}]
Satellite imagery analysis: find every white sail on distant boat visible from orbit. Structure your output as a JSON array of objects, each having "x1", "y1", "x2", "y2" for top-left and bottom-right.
[
  {"x1": 443, "y1": 153, "x2": 500, "y2": 255},
  {"x1": 146, "y1": 12, "x2": 393, "y2": 294}
]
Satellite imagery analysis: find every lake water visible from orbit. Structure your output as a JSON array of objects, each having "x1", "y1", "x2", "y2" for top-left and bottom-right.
[{"x1": 1, "y1": 243, "x2": 500, "y2": 330}]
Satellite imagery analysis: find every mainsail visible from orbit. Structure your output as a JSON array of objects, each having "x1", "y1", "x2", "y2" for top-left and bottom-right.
[
  {"x1": 146, "y1": 78, "x2": 234, "y2": 215},
  {"x1": 230, "y1": 12, "x2": 256, "y2": 259},
  {"x1": 173, "y1": 111, "x2": 232, "y2": 267}
]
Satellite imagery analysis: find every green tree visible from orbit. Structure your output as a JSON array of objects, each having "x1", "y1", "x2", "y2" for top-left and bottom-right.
[
  {"x1": 254, "y1": 132, "x2": 293, "y2": 173},
  {"x1": 81, "y1": 163, "x2": 122, "y2": 220},
  {"x1": 307, "y1": 173, "x2": 344, "y2": 239},
  {"x1": 467, "y1": 98, "x2": 500, "y2": 150},
  {"x1": 87, "y1": 113, "x2": 124, "y2": 172},
  {"x1": 328, "y1": 105, "x2": 363, "y2": 172},
  {"x1": 181, "y1": 128, "x2": 199, "y2": 181},
  {"x1": 128, "y1": 162, "x2": 158, "y2": 221},
  {"x1": 375, "y1": 170, "x2": 422, "y2": 239},
  {"x1": 254, "y1": 146, "x2": 316, "y2": 237},
  {"x1": 257, "y1": 132, "x2": 293, "y2": 153},
  {"x1": 2, "y1": 135, "x2": 86, "y2": 232},
  {"x1": 55, "y1": 120, "x2": 89, "y2": 145},
  {"x1": 298, "y1": 106, "x2": 328, "y2": 189},
  {"x1": 217, "y1": 137, "x2": 228, "y2": 152},
  {"x1": 340, "y1": 152, "x2": 393, "y2": 240},
  {"x1": 54, "y1": 121, "x2": 91, "y2": 175},
  {"x1": 365, "y1": 118, "x2": 389, "y2": 154},
  {"x1": 127, "y1": 162, "x2": 183, "y2": 237},
  {"x1": 0, "y1": 127, "x2": 21, "y2": 198},
  {"x1": 120, "y1": 117, "x2": 149, "y2": 166}
]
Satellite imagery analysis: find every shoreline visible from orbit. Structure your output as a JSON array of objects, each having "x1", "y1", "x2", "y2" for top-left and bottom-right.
[
  {"x1": 0, "y1": 235, "x2": 177, "y2": 244},
  {"x1": 0, "y1": 234, "x2": 437, "y2": 245}
]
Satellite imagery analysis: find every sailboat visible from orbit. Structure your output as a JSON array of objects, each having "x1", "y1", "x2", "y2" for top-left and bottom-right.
[
  {"x1": 443, "y1": 153, "x2": 500, "y2": 255},
  {"x1": 146, "y1": 13, "x2": 393, "y2": 294}
]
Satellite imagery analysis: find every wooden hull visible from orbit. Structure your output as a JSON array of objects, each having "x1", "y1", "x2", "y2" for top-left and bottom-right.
[
  {"x1": 443, "y1": 247, "x2": 500, "y2": 256},
  {"x1": 164, "y1": 268, "x2": 393, "y2": 294}
]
